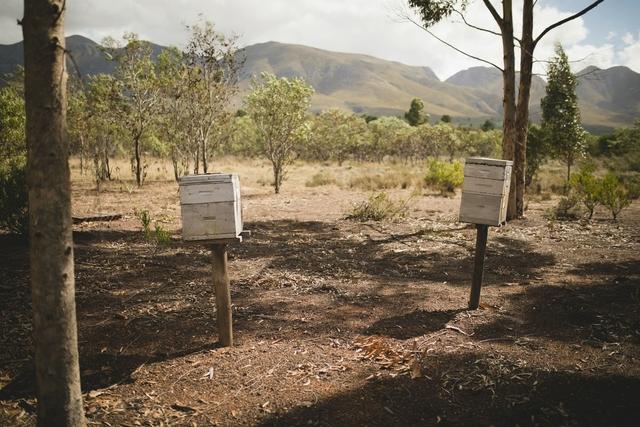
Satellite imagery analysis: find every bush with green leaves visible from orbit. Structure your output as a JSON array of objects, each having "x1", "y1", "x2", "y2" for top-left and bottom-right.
[
  {"x1": 424, "y1": 159, "x2": 463, "y2": 195},
  {"x1": 135, "y1": 209, "x2": 171, "y2": 245},
  {"x1": 0, "y1": 158, "x2": 28, "y2": 234},
  {"x1": 0, "y1": 75, "x2": 27, "y2": 235},
  {"x1": 570, "y1": 163, "x2": 601, "y2": 219},
  {"x1": 599, "y1": 173, "x2": 632, "y2": 221},
  {"x1": 346, "y1": 192, "x2": 412, "y2": 222},
  {"x1": 550, "y1": 193, "x2": 582, "y2": 220}
]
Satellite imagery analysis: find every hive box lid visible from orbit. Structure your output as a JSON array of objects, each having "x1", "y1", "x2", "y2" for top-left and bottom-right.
[
  {"x1": 465, "y1": 157, "x2": 513, "y2": 167},
  {"x1": 179, "y1": 173, "x2": 237, "y2": 185}
]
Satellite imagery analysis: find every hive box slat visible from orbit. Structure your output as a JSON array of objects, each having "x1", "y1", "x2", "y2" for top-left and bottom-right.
[
  {"x1": 459, "y1": 157, "x2": 513, "y2": 226},
  {"x1": 179, "y1": 173, "x2": 243, "y2": 242},
  {"x1": 462, "y1": 177, "x2": 505, "y2": 195}
]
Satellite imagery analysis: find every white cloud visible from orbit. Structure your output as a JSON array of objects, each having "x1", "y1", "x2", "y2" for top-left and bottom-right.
[
  {"x1": 618, "y1": 37, "x2": 640, "y2": 71},
  {"x1": 0, "y1": 0, "x2": 638, "y2": 79},
  {"x1": 622, "y1": 32, "x2": 635, "y2": 45}
]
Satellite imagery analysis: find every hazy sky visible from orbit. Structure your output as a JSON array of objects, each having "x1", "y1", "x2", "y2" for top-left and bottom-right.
[{"x1": 1, "y1": 0, "x2": 638, "y2": 79}]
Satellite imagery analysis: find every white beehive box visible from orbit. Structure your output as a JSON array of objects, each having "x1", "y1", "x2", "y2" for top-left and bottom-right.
[
  {"x1": 459, "y1": 157, "x2": 513, "y2": 226},
  {"x1": 178, "y1": 173, "x2": 243, "y2": 241}
]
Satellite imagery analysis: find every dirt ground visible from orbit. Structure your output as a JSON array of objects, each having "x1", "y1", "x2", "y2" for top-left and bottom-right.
[{"x1": 1, "y1": 158, "x2": 639, "y2": 426}]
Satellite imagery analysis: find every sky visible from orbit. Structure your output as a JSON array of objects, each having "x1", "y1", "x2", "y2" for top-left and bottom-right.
[{"x1": 0, "y1": 0, "x2": 639, "y2": 80}]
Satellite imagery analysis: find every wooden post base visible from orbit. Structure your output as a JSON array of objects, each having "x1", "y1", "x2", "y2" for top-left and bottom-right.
[
  {"x1": 210, "y1": 244, "x2": 233, "y2": 346},
  {"x1": 468, "y1": 224, "x2": 489, "y2": 310}
]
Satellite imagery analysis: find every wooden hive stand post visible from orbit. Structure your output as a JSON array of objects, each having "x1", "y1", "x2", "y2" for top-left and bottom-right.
[
  {"x1": 210, "y1": 243, "x2": 233, "y2": 347},
  {"x1": 468, "y1": 224, "x2": 489, "y2": 310}
]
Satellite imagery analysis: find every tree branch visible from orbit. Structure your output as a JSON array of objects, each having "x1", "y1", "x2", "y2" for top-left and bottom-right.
[
  {"x1": 404, "y1": 15, "x2": 503, "y2": 72},
  {"x1": 452, "y1": 9, "x2": 501, "y2": 37},
  {"x1": 534, "y1": 0, "x2": 605, "y2": 46},
  {"x1": 482, "y1": 0, "x2": 503, "y2": 28}
]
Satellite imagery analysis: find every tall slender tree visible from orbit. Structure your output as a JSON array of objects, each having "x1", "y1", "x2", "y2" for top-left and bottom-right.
[
  {"x1": 541, "y1": 44, "x2": 586, "y2": 186},
  {"x1": 21, "y1": 0, "x2": 85, "y2": 425},
  {"x1": 406, "y1": 0, "x2": 604, "y2": 218}
]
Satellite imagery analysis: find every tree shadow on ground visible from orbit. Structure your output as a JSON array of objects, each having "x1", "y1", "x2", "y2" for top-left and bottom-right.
[
  {"x1": 363, "y1": 309, "x2": 464, "y2": 339},
  {"x1": 241, "y1": 220, "x2": 556, "y2": 286},
  {"x1": 0, "y1": 220, "x2": 557, "y2": 400},
  {"x1": 473, "y1": 274, "x2": 640, "y2": 345},
  {"x1": 259, "y1": 352, "x2": 640, "y2": 427}
]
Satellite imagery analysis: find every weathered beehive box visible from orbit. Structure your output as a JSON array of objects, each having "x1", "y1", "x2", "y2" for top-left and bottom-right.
[
  {"x1": 459, "y1": 157, "x2": 513, "y2": 226},
  {"x1": 178, "y1": 173, "x2": 243, "y2": 241}
]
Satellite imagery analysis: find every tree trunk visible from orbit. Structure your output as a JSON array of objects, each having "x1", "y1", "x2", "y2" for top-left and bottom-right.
[
  {"x1": 171, "y1": 147, "x2": 180, "y2": 182},
  {"x1": 500, "y1": 0, "x2": 518, "y2": 220},
  {"x1": 79, "y1": 134, "x2": 84, "y2": 175},
  {"x1": 22, "y1": 1, "x2": 86, "y2": 425},
  {"x1": 273, "y1": 162, "x2": 281, "y2": 194},
  {"x1": 134, "y1": 133, "x2": 142, "y2": 186},
  {"x1": 514, "y1": 0, "x2": 535, "y2": 218},
  {"x1": 201, "y1": 136, "x2": 208, "y2": 174}
]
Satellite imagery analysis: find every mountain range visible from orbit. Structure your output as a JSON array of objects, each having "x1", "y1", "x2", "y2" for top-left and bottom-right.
[{"x1": 2, "y1": 35, "x2": 639, "y2": 132}]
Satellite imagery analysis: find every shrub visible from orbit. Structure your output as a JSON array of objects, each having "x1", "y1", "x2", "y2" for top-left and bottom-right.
[
  {"x1": 136, "y1": 209, "x2": 152, "y2": 238},
  {"x1": 349, "y1": 170, "x2": 417, "y2": 191},
  {"x1": 599, "y1": 173, "x2": 632, "y2": 221},
  {"x1": 0, "y1": 158, "x2": 28, "y2": 235},
  {"x1": 570, "y1": 163, "x2": 601, "y2": 219},
  {"x1": 305, "y1": 171, "x2": 337, "y2": 187},
  {"x1": 135, "y1": 209, "x2": 171, "y2": 244},
  {"x1": 550, "y1": 193, "x2": 582, "y2": 220},
  {"x1": 154, "y1": 224, "x2": 172, "y2": 245},
  {"x1": 346, "y1": 192, "x2": 412, "y2": 222},
  {"x1": 424, "y1": 159, "x2": 463, "y2": 195}
]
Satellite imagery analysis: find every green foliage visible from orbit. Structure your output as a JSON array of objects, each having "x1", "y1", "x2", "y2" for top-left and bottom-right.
[
  {"x1": 154, "y1": 224, "x2": 172, "y2": 245},
  {"x1": 136, "y1": 209, "x2": 152, "y2": 238},
  {"x1": 569, "y1": 162, "x2": 601, "y2": 219},
  {"x1": 404, "y1": 98, "x2": 428, "y2": 126},
  {"x1": 440, "y1": 114, "x2": 452, "y2": 123},
  {"x1": 0, "y1": 74, "x2": 27, "y2": 235},
  {"x1": 526, "y1": 124, "x2": 550, "y2": 187},
  {"x1": 135, "y1": 209, "x2": 171, "y2": 245},
  {"x1": 599, "y1": 173, "x2": 632, "y2": 221},
  {"x1": 368, "y1": 117, "x2": 412, "y2": 162},
  {"x1": 0, "y1": 158, "x2": 28, "y2": 235},
  {"x1": 361, "y1": 114, "x2": 378, "y2": 123},
  {"x1": 595, "y1": 120, "x2": 640, "y2": 172},
  {"x1": 346, "y1": 192, "x2": 412, "y2": 222},
  {"x1": 481, "y1": 119, "x2": 496, "y2": 132},
  {"x1": 541, "y1": 44, "x2": 586, "y2": 183},
  {"x1": 424, "y1": 159, "x2": 463, "y2": 194},
  {"x1": 307, "y1": 109, "x2": 369, "y2": 164},
  {"x1": 551, "y1": 194, "x2": 582, "y2": 220},
  {"x1": 408, "y1": 0, "x2": 468, "y2": 26},
  {"x1": 246, "y1": 72, "x2": 314, "y2": 193},
  {"x1": 0, "y1": 84, "x2": 26, "y2": 162}
]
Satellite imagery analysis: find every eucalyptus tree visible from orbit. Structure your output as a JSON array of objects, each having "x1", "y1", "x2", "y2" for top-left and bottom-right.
[
  {"x1": 22, "y1": 0, "x2": 85, "y2": 423},
  {"x1": 84, "y1": 74, "x2": 123, "y2": 189},
  {"x1": 309, "y1": 109, "x2": 369, "y2": 164},
  {"x1": 246, "y1": 73, "x2": 314, "y2": 193},
  {"x1": 406, "y1": 0, "x2": 604, "y2": 218},
  {"x1": 183, "y1": 21, "x2": 242, "y2": 174},
  {"x1": 105, "y1": 33, "x2": 159, "y2": 186},
  {"x1": 155, "y1": 47, "x2": 191, "y2": 181}
]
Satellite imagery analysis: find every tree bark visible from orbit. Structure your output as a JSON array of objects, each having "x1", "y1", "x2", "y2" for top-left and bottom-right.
[
  {"x1": 134, "y1": 133, "x2": 142, "y2": 186},
  {"x1": 499, "y1": 0, "x2": 517, "y2": 220},
  {"x1": 22, "y1": 1, "x2": 86, "y2": 425},
  {"x1": 514, "y1": 0, "x2": 535, "y2": 218}
]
